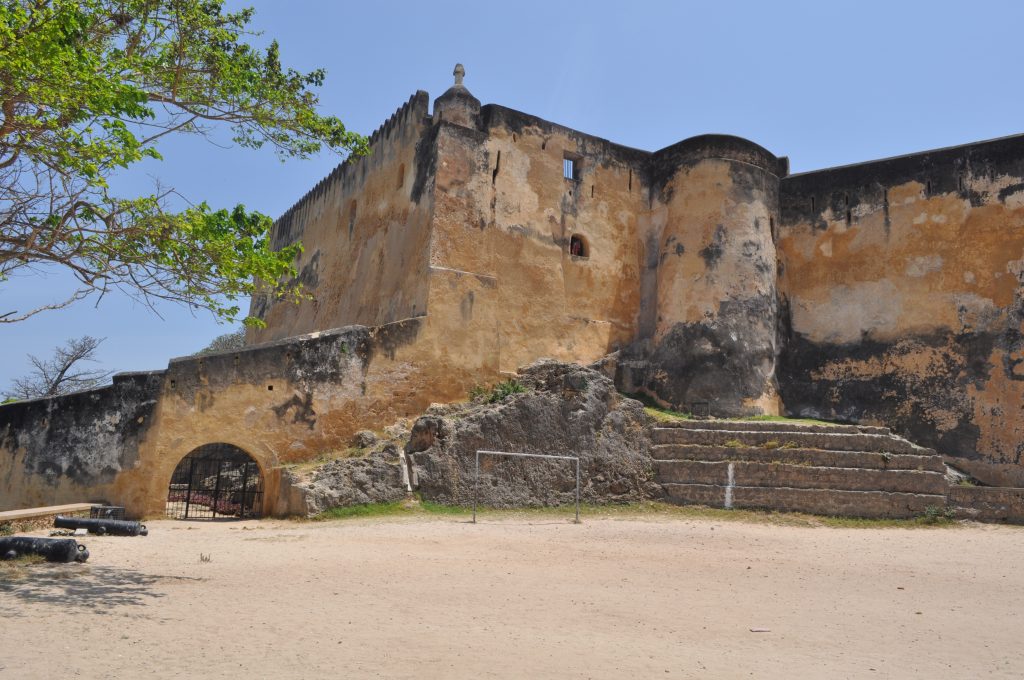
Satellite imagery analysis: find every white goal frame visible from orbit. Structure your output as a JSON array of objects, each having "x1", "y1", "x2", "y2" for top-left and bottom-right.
[{"x1": 472, "y1": 449, "x2": 581, "y2": 524}]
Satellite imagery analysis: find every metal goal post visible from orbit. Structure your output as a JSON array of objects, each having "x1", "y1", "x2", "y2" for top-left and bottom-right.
[{"x1": 472, "y1": 450, "x2": 581, "y2": 524}]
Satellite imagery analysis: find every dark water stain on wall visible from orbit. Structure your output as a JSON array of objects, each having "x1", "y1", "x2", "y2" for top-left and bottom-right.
[
  {"x1": 0, "y1": 371, "x2": 163, "y2": 488},
  {"x1": 778, "y1": 329, "x2": 1001, "y2": 460}
]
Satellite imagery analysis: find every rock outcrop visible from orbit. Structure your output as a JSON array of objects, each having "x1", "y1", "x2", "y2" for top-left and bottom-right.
[
  {"x1": 281, "y1": 360, "x2": 653, "y2": 515},
  {"x1": 407, "y1": 360, "x2": 654, "y2": 507},
  {"x1": 288, "y1": 441, "x2": 409, "y2": 515}
]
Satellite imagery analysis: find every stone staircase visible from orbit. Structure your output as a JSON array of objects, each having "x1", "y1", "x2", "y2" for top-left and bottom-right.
[{"x1": 653, "y1": 420, "x2": 948, "y2": 518}]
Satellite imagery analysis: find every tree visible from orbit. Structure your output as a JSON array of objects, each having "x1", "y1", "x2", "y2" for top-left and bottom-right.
[
  {"x1": 0, "y1": 0, "x2": 368, "y2": 324},
  {"x1": 7, "y1": 335, "x2": 114, "y2": 399},
  {"x1": 192, "y1": 326, "x2": 245, "y2": 356}
]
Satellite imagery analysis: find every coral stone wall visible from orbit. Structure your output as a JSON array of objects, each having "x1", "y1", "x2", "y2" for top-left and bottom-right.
[
  {"x1": 0, "y1": 372, "x2": 162, "y2": 512},
  {"x1": 0, "y1": 321, "x2": 487, "y2": 517},
  {"x1": 778, "y1": 134, "x2": 1024, "y2": 485},
  {"x1": 251, "y1": 86, "x2": 791, "y2": 418},
  {"x1": 639, "y1": 137, "x2": 784, "y2": 416},
  {"x1": 428, "y1": 105, "x2": 650, "y2": 374},
  {"x1": 249, "y1": 92, "x2": 435, "y2": 343}
]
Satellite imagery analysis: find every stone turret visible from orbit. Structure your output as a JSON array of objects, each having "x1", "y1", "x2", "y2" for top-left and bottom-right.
[
  {"x1": 433, "y1": 63, "x2": 480, "y2": 129},
  {"x1": 645, "y1": 136, "x2": 786, "y2": 417}
]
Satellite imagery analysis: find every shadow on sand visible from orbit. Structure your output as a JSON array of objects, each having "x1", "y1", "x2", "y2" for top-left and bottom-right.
[{"x1": 0, "y1": 564, "x2": 198, "y2": 615}]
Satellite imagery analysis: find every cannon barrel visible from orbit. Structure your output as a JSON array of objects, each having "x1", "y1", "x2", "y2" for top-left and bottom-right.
[
  {"x1": 54, "y1": 515, "x2": 148, "y2": 537},
  {"x1": 0, "y1": 536, "x2": 89, "y2": 562}
]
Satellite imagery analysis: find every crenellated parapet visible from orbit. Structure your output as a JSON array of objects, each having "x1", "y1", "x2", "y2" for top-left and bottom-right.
[{"x1": 272, "y1": 90, "x2": 431, "y2": 250}]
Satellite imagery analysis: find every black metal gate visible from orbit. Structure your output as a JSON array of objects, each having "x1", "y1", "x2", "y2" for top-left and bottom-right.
[{"x1": 165, "y1": 443, "x2": 264, "y2": 519}]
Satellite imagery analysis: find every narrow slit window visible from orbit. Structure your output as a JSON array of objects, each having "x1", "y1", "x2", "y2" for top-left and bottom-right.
[
  {"x1": 397, "y1": 163, "x2": 405, "y2": 189},
  {"x1": 569, "y1": 234, "x2": 588, "y2": 258}
]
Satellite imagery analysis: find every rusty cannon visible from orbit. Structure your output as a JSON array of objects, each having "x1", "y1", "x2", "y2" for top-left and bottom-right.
[
  {"x1": 54, "y1": 515, "x2": 148, "y2": 537},
  {"x1": 0, "y1": 536, "x2": 89, "y2": 563}
]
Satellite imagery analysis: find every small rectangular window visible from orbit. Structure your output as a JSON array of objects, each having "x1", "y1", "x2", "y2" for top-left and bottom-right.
[{"x1": 563, "y1": 157, "x2": 576, "y2": 180}]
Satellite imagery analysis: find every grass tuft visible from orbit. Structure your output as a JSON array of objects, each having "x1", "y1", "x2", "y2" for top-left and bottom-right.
[
  {"x1": 313, "y1": 502, "x2": 410, "y2": 521},
  {"x1": 311, "y1": 498, "x2": 478, "y2": 522},
  {"x1": 643, "y1": 405, "x2": 693, "y2": 422},
  {"x1": 621, "y1": 391, "x2": 693, "y2": 421},
  {"x1": 0, "y1": 554, "x2": 46, "y2": 578},
  {"x1": 305, "y1": 499, "x2": 972, "y2": 530},
  {"x1": 737, "y1": 414, "x2": 833, "y2": 425},
  {"x1": 470, "y1": 379, "x2": 528, "y2": 404}
]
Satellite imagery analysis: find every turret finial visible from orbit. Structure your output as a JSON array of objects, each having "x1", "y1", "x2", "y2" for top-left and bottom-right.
[{"x1": 453, "y1": 63, "x2": 465, "y2": 87}]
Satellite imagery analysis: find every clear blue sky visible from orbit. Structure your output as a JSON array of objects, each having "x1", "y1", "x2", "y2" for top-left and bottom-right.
[{"x1": 3, "y1": 0, "x2": 1023, "y2": 390}]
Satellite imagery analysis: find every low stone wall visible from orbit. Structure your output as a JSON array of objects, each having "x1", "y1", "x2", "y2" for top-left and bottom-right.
[
  {"x1": 949, "y1": 486, "x2": 1024, "y2": 524},
  {"x1": 0, "y1": 317, "x2": 485, "y2": 517},
  {"x1": 662, "y1": 484, "x2": 944, "y2": 519},
  {"x1": 0, "y1": 371, "x2": 164, "y2": 513}
]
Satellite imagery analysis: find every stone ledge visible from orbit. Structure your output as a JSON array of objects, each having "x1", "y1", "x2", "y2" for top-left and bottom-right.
[
  {"x1": 656, "y1": 460, "x2": 947, "y2": 495},
  {"x1": 652, "y1": 444, "x2": 945, "y2": 472},
  {"x1": 948, "y1": 486, "x2": 1024, "y2": 523},
  {"x1": 654, "y1": 420, "x2": 890, "y2": 435},
  {"x1": 662, "y1": 483, "x2": 946, "y2": 519},
  {"x1": 653, "y1": 428, "x2": 932, "y2": 455}
]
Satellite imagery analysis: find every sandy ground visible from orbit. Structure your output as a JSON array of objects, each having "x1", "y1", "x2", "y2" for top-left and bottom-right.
[{"x1": 1, "y1": 512, "x2": 1023, "y2": 680}]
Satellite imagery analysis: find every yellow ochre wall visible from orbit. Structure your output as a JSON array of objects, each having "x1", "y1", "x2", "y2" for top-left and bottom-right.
[{"x1": 778, "y1": 136, "x2": 1024, "y2": 485}]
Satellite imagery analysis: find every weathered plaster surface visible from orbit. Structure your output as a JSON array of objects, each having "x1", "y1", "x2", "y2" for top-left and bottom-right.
[
  {"x1": 779, "y1": 135, "x2": 1024, "y2": 484},
  {"x1": 0, "y1": 321, "x2": 471, "y2": 516},
  {"x1": 249, "y1": 92, "x2": 435, "y2": 342},
  {"x1": 0, "y1": 372, "x2": 161, "y2": 511},
  {"x1": 636, "y1": 142, "x2": 782, "y2": 416}
]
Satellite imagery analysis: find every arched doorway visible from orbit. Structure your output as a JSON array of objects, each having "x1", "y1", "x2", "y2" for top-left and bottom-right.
[{"x1": 165, "y1": 443, "x2": 264, "y2": 519}]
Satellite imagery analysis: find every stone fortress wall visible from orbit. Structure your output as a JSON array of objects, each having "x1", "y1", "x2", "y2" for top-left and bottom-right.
[
  {"x1": 0, "y1": 325, "x2": 444, "y2": 517},
  {"x1": 2, "y1": 65, "x2": 1024, "y2": 515},
  {"x1": 778, "y1": 135, "x2": 1024, "y2": 485},
  {"x1": 258, "y1": 72, "x2": 792, "y2": 417},
  {"x1": 251, "y1": 91, "x2": 435, "y2": 340}
]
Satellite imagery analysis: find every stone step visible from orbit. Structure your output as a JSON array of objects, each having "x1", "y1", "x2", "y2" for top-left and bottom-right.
[
  {"x1": 948, "y1": 486, "x2": 1024, "y2": 523},
  {"x1": 655, "y1": 460, "x2": 948, "y2": 495},
  {"x1": 652, "y1": 428, "x2": 933, "y2": 455},
  {"x1": 656, "y1": 420, "x2": 890, "y2": 436},
  {"x1": 652, "y1": 444, "x2": 945, "y2": 473},
  {"x1": 661, "y1": 483, "x2": 947, "y2": 519}
]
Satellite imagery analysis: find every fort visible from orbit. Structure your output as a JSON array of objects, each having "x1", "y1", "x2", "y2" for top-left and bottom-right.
[{"x1": 3, "y1": 65, "x2": 1024, "y2": 519}]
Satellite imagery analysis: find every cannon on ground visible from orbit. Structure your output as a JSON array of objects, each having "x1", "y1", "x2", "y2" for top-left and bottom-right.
[
  {"x1": 54, "y1": 515, "x2": 148, "y2": 537},
  {"x1": 0, "y1": 536, "x2": 89, "y2": 562}
]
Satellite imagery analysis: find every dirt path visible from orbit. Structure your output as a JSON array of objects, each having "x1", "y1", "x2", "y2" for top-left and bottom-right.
[{"x1": 2, "y1": 514, "x2": 1022, "y2": 679}]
